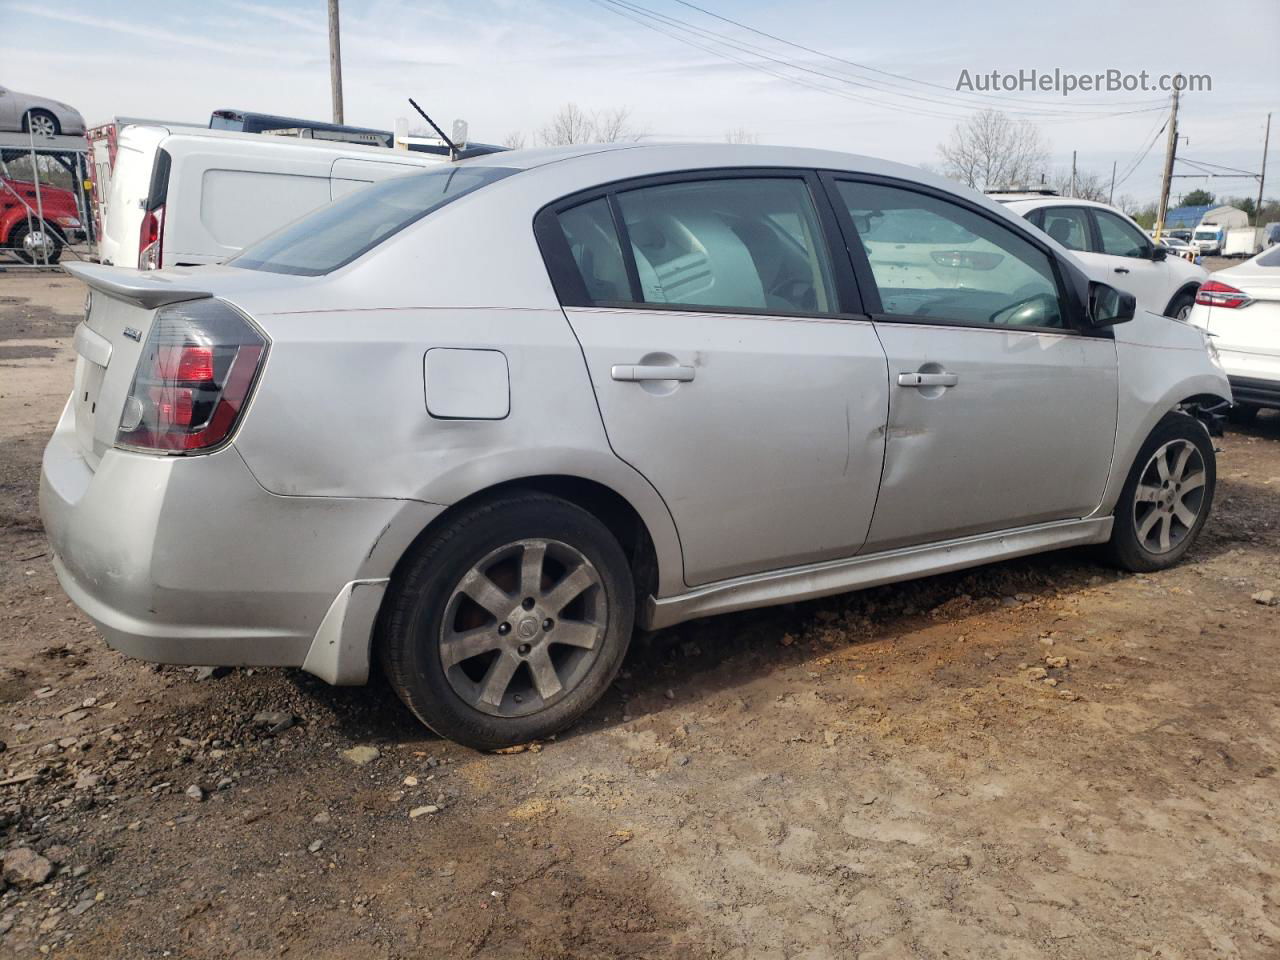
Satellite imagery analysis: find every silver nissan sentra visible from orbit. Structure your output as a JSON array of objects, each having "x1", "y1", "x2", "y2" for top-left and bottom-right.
[{"x1": 41, "y1": 143, "x2": 1230, "y2": 749}]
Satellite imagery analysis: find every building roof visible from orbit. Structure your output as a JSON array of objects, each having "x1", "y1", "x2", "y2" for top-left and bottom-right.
[{"x1": 1164, "y1": 204, "x2": 1216, "y2": 228}]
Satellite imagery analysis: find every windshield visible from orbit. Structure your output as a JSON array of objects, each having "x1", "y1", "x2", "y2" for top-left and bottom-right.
[
  {"x1": 232, "y1": 165, "x2": 516, "y2": 276},
  {"x1": 1194, "y1": 229, "x2": 1219, "y2": 239}
]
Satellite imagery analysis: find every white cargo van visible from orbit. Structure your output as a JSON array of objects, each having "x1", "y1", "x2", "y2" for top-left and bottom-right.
[{"x1": 99, "y1": 125, "x2": 448, "y2": 268}]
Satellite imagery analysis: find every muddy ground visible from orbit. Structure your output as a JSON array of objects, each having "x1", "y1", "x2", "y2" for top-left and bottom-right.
[{"x1": 1, "y1": 270, "x2": 1277, "y2": 959}]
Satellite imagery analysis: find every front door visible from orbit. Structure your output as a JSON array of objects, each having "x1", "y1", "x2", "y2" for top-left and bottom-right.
[
  {"x1": 827, "y1": 177, "x2": 1118, "y2": 552},
  {"x1": 537, "y1": 173, "x2": 890, "y2": 586}
]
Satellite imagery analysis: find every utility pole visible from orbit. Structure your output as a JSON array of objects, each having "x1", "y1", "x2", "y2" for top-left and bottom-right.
[
  {"x1": 1108, "y1": 160, "x2": 1116, "y2": 204},
  {"x1": 328, "y1": 0, "x2": 344, "y2": 125},
  {"x1": 1155, "y1": 79, "x2": 1182, "y2": 241},
  {"x1": 1256, "y1": 112, "x2": 1271, "y2": 226},
  {"x1": 1069, "y1": 150, "x2": 1077, "y2": 198}
]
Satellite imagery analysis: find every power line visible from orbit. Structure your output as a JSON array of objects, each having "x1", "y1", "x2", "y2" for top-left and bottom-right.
[
  {"x1": 1111, "y1": 114, "x2": 1167, "y2": 191},
  {"x1": 589, "y1": 0, "x2": 1167, "y2": 124},
  {"x1": 666, "y1": 0, "x2": 1169, "y2": 111}
]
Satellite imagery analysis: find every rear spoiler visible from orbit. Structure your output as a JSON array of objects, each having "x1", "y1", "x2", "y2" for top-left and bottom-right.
[{"x1": 63, "y1": 262, "x2": 212, "y2": 310}]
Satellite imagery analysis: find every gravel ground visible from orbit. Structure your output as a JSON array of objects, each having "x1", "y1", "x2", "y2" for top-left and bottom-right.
[{"x1": 1, "y1": 270, "x2": 1278, "y2": 959}]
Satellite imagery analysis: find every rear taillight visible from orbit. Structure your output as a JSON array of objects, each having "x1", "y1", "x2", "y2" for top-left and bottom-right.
[
  {"x1": 138, "y1": 205, "x2": 164, "y2": 270},
  {"x1": 1195, "y1": 280, "x2": 1252, "y2": 309},
  {"x1": 116, "y1": 298, "x2": 267, "y2": 454}
]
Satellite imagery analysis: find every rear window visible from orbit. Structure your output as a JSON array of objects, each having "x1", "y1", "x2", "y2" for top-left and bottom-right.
[{"x1": 232, "y1": 165, "x2": 516, "y2": 276}]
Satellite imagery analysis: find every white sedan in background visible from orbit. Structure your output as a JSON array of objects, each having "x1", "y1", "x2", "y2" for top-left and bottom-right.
[
  {"x1": 1186, "y1": 246, "x2": 1280, "y2": 420},
  {"x1": 993, "y1": 193, "x2": 1207, "y2": 319}
]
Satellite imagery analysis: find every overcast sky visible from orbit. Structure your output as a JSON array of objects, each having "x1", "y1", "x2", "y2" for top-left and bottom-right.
[{"x1": 4, "y1": 0, "x2": 1276, "y2": 205}]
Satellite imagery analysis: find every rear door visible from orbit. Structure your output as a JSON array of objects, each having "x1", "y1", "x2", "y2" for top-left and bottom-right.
[
  {"x1": 537, "y1": 170, "x2": 890, "y2": 586},
  {"x1": 826, "y1": 176, "x2": 1117, "y2": 553}
]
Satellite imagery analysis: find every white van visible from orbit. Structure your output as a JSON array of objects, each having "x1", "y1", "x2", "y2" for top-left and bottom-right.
[{"x1": 99, "y1": 125, "x2": 448, "y2": 268}]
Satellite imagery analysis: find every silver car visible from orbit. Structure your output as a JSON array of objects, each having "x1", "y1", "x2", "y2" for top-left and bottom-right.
[
  {"x1": 42, "y1": 144, "x2": 1230, "y2": 749},
  {"x1": 0, "y1": 84, "x2": 85, "y2": 137}
]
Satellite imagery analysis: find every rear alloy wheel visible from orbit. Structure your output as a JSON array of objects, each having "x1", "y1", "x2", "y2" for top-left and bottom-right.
[
  {"x1": 1166, "y1": 290, "x2": 1195, "y2": 321},
  {"x1": 379, "y1": 493, "x2": 634, "y2": 749},
  {"x1": 1104, "y1": 413, "x2": 1215, "y2": 572},
  {"x1": 22, "y1": 110, "x2": 59, "y2": 138}
]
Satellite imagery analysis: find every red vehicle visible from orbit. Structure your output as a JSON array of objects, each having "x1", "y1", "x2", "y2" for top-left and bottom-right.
[{"x1": 1, "y1": 175, "x2": 85, "y2": 264}]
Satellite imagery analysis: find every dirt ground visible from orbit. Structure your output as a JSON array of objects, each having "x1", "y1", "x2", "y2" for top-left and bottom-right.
[{"x1": 1, "y1": 268, "x2": 1277, "y2": 960}]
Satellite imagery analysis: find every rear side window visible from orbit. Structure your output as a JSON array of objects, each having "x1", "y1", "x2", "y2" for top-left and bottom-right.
[
  {"x1": 1038, "y1": 206, "x2": 1092, "y2": 252},
  {"x1": 836, "y1": 180, "x2": 1064, "y2": 329},
  {"x1": 232, "y1": 165, "x2": 516, "y2": 276},
  {"x1": 549, "y1": 177, "x2": 837, "y2": 315}
]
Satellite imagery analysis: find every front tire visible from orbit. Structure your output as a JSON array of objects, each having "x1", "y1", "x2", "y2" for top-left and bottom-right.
[
  {"x1": 9, "y1": 222, "x2": 63, "y2": 265},
  {"x1": 1104, "y1": 412, "x2": 1216, "y2": 572},
  {"x1": 378, "y1": 493, "x2": 635, "y2": 750}
]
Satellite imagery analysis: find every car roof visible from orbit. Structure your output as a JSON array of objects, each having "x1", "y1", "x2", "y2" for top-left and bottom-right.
[
  {"x1": 463, "y1": 140, "x2": 978, "y2": 193},
  {"x1": 996, "y1": 195, "x2": 1121, "y2": 213}
]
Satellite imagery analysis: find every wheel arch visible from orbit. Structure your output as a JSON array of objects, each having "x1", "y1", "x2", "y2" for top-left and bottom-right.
[{"x1": 1163, "y1": 281, "x2": 1201, "y2": 317}]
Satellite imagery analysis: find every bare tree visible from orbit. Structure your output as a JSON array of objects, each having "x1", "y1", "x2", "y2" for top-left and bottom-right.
[
  {"x1": 501, "y1": 131, "x2": 527, "y2": 150},
  {"x1": 1051, "y1": 168, "x2": 1109, "y2": 202},
  {"x1": 592, "y1": 107, "x2": 643, "y2": 143},
  {"x1": 536, "y1": 103, "x2": 644, "y2": 146},
  {"x1": 1114, "y1": 194, "x2": 1142, "y2": 216},
  {"x1": 723, "y1": 127, "x2": 758, "y2": 144},
  {"x1": 938, "y1": 109, "x2": 1050, "y2": 191},
  {"x1": 538, "y1": 104, "x2": 596, "y2": 146}
]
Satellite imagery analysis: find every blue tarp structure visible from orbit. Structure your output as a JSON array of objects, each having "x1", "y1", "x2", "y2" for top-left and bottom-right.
[{"x1": 1164, "y1": 204, "x2": 1215, "y2": 229}]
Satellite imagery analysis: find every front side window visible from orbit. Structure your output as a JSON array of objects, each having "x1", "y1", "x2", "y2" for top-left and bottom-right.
[
  {"x1": 1038, "y1": 206, "x2": 1092, "y2": 252},
  {"x1": 612, "y1": 177, "x2": 836, "y2": 314},
  {"x1": 836, "y1": 180, "x2": 1064, "y2": 329},
  {"x1": 233, "y1": 165, "x2": 516, "y2": 276},
  {"x1": 1094, "y1": 209, "x2": 1150, "y2": 258}
]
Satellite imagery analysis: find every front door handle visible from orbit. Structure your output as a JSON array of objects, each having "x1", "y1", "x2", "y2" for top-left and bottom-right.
[
  {"x1": 611, "y1": 364, "x2": 695, "y2": 382},
  {"x1": 1114, "y1": 267, "x2": 1130, "y2": 274},
  {"x1": 897, "y1": 371, "x2": 958, "y2": 388}
]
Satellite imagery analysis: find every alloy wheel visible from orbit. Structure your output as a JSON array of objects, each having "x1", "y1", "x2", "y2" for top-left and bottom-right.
[
  {"x1": 27, "y1": 113, "x2": 56, "y2": 138},
  {"x1": 438, "y1": 538, "x2": 607, "y2": 718},
  {"x1": 1131, "y1": 439, "x2": 1207, "y2": 554}
]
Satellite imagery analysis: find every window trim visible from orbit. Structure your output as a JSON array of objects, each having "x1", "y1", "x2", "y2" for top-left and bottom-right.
[
  {"x1": 817, "y1": 171, "x2": 1093, "y2": 337},
  {"x1": 532, "y1": 166, "x2": 869, "y2": 320}
]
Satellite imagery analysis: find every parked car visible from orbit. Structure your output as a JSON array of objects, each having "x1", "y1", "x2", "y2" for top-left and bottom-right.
[
  {"x1": 1185, "y1": 245, "x2": 1280, "y2": 419},
  {"x1": 1, "y1": 175, "x2": 85, "y2": 263},
  {"x1": 99, "y1": 124, "x2": 449, "y2": 269},
  {"x1": 1158, "y1": 235, "x2": 1199, "y2": 261},
  {"x1": 0, "y1": 84, "x2": 85, "y2": 137},
  {"x1": 994, "y1": 195, "x2": 1207, "y2": 319},
  {"x1": 1265, "y1": 223, "x2": 1280, "y2": 247},
  {"x1": 43, "y1": 144, "x2": 1230, "y2": 749},
  {"x1": 1192, "y1": 224, "x2": 1226, "y2": 256}
]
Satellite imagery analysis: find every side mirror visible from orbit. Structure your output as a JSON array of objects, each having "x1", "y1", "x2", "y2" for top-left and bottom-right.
[
  {"x1": 1088, "y1": 281, "x2": 1136, "y2": 328},
  {"x1": 1150, "y1": 244, "x2": 1167, "y2": 262}
]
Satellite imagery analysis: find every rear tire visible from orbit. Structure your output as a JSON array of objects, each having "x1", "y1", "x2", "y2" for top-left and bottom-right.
[
  {"x1": 377, "y1": 492, "x2": 635, "y2": 750},
  {"x1": 1103, "y1": 412, "x2": 1215, "y2": 572},
  {"x1": 1165, "y1": 289, "x2": 1195, "y2": 321}
]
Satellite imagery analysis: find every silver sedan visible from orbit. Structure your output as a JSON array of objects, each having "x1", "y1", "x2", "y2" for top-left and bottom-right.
[
  {"x1": 43, "y1": 143, "x2": 1230, "y2": 749},
  {"x1": 0, "y1": 84, "x2": 85, "y2": 136}
]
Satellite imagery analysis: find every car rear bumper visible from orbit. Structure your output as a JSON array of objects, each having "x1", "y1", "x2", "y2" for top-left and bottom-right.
[
  {"x1": 40, "y1": 398, "x2": 442, "y2": 682},
  {"x1": 1228, "y1": 375, "x2": 1280, "y2": 410}
]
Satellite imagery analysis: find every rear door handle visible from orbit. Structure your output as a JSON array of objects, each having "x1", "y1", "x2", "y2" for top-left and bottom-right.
[
  {"x1": 1114, "y1": 267, "x2": 1130, "y2": 274},
  {"x1": 897, "y1": 372, "x2": 958, "y2": 388},
  {"x1": 611, "y1": 364, "x2": 695, "y2": 382}
]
